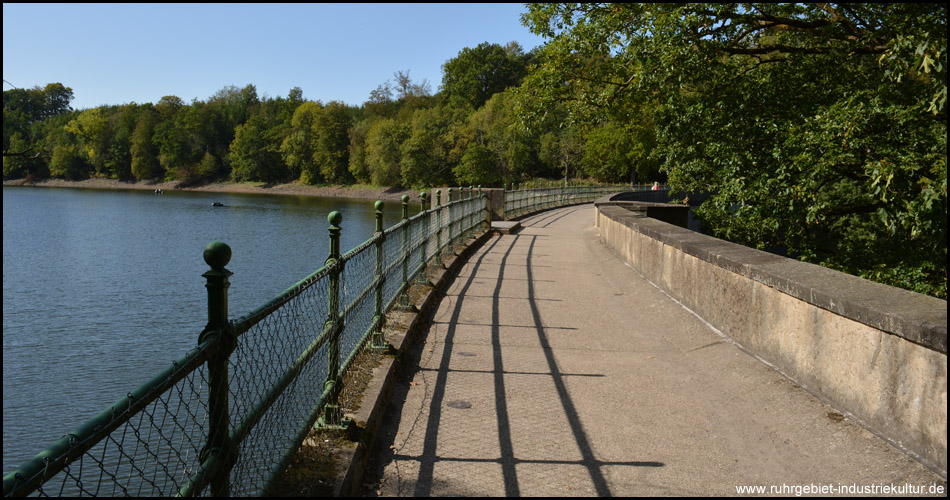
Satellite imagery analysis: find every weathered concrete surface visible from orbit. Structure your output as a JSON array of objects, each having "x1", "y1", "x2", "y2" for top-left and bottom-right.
[
  {"x1": 596, "y1": 203, "x2": 947, "y2": 478},
  {"x1": 361, "y1": 205, "x2": 946, "y2": 496},
  {"x1": 490, "y1": 221, "x2": 521, "y2": 234}
]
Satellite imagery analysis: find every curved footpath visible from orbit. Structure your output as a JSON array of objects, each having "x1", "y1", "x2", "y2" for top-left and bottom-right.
[{"x1": 360, "y1": 204, "x2": 945, "y2": 496}]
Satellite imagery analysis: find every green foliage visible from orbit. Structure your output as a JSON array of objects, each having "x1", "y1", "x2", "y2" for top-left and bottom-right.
[
  {"x1": 454, "y1": 143, "x2": 499, "y2": 186},
  {"x1": 538, "y1": 127, "x2": 584, "y2": 183},
  {"x1": 3, "y1": 83, "x2": 73, "y2": 127},
  {"x1": 48, "y1": 144, "x2": 89, "y2": 180},
  {"x1": 197, "y1": 151, "x2": 220, "y2": 180},
  {"x1": 229, "y1": 114, "x2": 287, "y2": 183},
  {"x1": 130, "y1": 107, "x2": 162, "y2": 180},
  {"x1": 312, "y1": 101, "x2": 352, "y2": 184},
  {"x1": 364, "y1": 118, "x2": 408, "y2": 187},
  {"x1": 400, "y1": 106, "x2": 457, "y2": 188},
  {"x1": 465, "y1": 91, "x2": 538, "y2": 185},
  {"x1": 65, "y1": 108, "x2": 112, "y2": 176},
  {"x1": 347, "y1": 116, "x2": 376, "y2": 184},
  {"x1": 441, "y1": 42, "x2": 532, "y2": 109},
  {"x1": 104, "y1": 104, "x2": 140, "y2": 180},
  {"x1": 520, "y1": 3, "x2": 947, "y2": 298},
  {"x1": 281, "y1": 101, "x2": 322, "y2": 182},
  {"x1": 3, "y1": 132, "x2": 44, "y2": 179},
  {"x1": 3, "y1": 83, "x2": 75, "y2": 177},
  {"x1": 579, "y1": 116, "x2": 661, "y2": 184}
]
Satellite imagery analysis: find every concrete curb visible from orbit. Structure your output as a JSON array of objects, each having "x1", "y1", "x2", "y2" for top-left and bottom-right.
[
  {"x1": 330, "y1": 228, "x2": 494, "y2": 497},
  {"x1": 594, "y1": 200, "x2": 947, "y2": 479},
  {"x1": 594, "y1": 199, "x2": 947, "y2": 353}
]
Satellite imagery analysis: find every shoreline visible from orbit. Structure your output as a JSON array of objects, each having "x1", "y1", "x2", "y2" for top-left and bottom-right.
[{"x1": 2, "y1": 178, "x2": 421, "y2": 202}]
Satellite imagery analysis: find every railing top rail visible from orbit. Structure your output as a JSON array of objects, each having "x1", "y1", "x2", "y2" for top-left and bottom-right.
[
  {"x1": 231, "y1": 263, "x2": 332, "y2": 336},
  {"x1": 3, "y1": 184, "x2": 596, "y2": 497},
  {"x1": 2, "y1": 339, "x2": 216, "y2": 496}
]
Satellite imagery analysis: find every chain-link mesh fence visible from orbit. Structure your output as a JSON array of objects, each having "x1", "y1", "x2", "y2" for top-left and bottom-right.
[
  {"x1": 503, "y1": 183, "x2": 648, "y2": 218},
  {"x1": 4, "y1": 185, "x2": 637, "y2": 497}
]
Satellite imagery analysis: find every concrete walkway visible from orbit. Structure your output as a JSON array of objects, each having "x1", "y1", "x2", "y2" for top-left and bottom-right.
[{"x1": 363, "y1": 205, "x2": 945, "y2": 496}]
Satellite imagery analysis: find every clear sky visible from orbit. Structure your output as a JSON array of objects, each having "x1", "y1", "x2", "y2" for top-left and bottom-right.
[{"x1": 3, "y1": 3, "x2": 546, "y2": 110}]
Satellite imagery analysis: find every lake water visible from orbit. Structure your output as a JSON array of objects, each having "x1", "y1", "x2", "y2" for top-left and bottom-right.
[{"x1": 2, "y1": 186, "x2": 414, "y2": 474}]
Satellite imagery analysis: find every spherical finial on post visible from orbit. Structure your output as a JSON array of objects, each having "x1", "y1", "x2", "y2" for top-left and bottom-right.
[
  {"x1": 203, "y1": 241, "x2": 232, "y2": 271},
  {"x1": 420, "y1": 191, "x2": 428, "y2": 211},
  {"x1": 328, "y1": 211, "x2": 343, "y2": 228},
  {"x1": 401, "y1": 195, "x2": 410, "y2": 219},
  {"x1": 201, "y1": 241, "x2": 233, "y2": 344}
]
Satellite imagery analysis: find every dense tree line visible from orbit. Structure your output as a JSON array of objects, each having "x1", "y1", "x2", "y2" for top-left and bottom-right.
[
  {"x1": 4, "y1": 4, "x2": 945, "y2": 299},
  {"x1": 519, "y1": 3, "x2": 946, "y2": 298},
  {"x1": 3, "y1": 42, "x2": 657, "y2": 190}
]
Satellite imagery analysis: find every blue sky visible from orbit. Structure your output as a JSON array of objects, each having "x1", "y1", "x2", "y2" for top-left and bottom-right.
[{"x1": 2, "y1": 3, "x2": 546, "y2": 110}]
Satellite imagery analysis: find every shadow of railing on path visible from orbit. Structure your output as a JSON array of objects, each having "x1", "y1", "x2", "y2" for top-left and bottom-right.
[{"x1": 373, "y1": 207, "x2": 664, "y2": 496}]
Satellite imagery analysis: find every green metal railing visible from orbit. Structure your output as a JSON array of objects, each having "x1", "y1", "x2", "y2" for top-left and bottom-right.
[
  {"x1": 503, "y1": 181, "x2": 649, "y2": 219},
  {"x1": 2, "y1": 183, "x2": 634, "y2": 497}
]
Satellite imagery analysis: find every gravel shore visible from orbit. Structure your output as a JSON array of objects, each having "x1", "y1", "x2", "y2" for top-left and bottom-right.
[{"x1": 3, "y1": 178, "x2": 421, "y2": 201}]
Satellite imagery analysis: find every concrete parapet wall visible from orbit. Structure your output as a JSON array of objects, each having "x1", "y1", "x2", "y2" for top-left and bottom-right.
[{"x1": 594, "y1": 201, "x2": 948, "y2": 478}]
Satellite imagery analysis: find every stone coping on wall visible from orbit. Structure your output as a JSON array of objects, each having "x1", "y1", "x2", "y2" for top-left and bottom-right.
[{"x1": 594, "y1": 197, "x2": 948, "y2": 354}]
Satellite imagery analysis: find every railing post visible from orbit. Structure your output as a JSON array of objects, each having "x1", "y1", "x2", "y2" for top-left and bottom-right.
[
  {"x1": 457, "y1": 187, "x2": 464, "y2": 245},
  {"x1": 371, "y1": 202, "x2": 390, "y2": 350},
  {"x1": 417, "y1": 192, "x2": 430, "y2": 284},
  {"x1": 435, "y1": 189, "x2": 442, "y2": 266},
  {"x1": 199, "y1": 241, "x2": 237, "y2": 497},
  {"x1": 397, "y1": 195, "x2": 415, "y2": 310},
  {"x1": 468, "y1": 186, "x2": 476, "y2": 238},
  {"x1": 461, "y1": 187, "x2": 468, "y2": 242},
  {"x1": 317, "y1": 211, "x2": 348, "y2": 429},
  {"x1": 462, "y1": 186, "x2": 469, "y2": 239},
  {"x1": 468, "y1": 186, "x2": 482, "y2": 238},
  {"x1": 447, "y1": 188, "x2": 454, "y2": 256},
  {"x1": 518, "y1": 183, "x2": 524, "y2": 216},
  {"x1": 480, "y1": 185, "x2": 490, "y2": 231}
]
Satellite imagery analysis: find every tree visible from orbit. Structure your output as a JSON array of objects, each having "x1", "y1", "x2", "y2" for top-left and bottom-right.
[
  {"x1": 364, "y1": 117, "x2": 409, "y2": 186},
  {"x1": 347, "y1": 116, "x2": 377, "y2": 183},
  {"x1": 393, "y1": 70, "x2": 432, "y2": 100},
  {"x1": 400, "y1": 106, "x2": 458, "y2": 188},
  {"x1": 465, "y1": 91, "x2": 538, "y2": 185},
  {"x1": 65, "y1": 108, "x2": 111, "y2": 176},
  {"x1": 281, "y1": 101, "x2": 322, "y2": 183},
  {"x1": 2, "y1": 132, "x2": 44, "y2": 179},
  {"x1": 440, "y1": 42, "x2": 532, "y2": 109},
  {"x1": 520, "y1": 3, "x2": 947, "y2": 298},
  {"x1": 538, "y1": 127, "x2": 584, "y2": 184},
  {"x1": 312, "y1": 101, "x2": 353, "y2": 184},
  {"x1": 580, "y1": 119, "x2": 659, "y2": 184},
  {"x1": 105, "y1": 104, "x2": 141, "y2": 180},
  {"x1": 152, "y1": 96, "x2": 198, "y2": 181},
  {"x1": 4, "y1": 83, "x2": 74, "y2": 160},
  {"x1": 130, "y1": 107, "x2": 162, "y2": 180},
  {"x1": 48, "y1": 144, "x2": 89, "y2": 180},
  {"x1": 364, "y1": 71, "x2": 433, "y2": 120},
  {"x1": 229, "y1": 114, "x2": 287, "y2": 183},
  {"x1": 454, "y1": 142, "x2": 499, "y2": 186}
]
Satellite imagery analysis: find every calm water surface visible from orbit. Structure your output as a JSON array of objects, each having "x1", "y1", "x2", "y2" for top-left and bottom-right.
[{"x1": 2, "y1": 186, "x2": 413, "y2": 473}]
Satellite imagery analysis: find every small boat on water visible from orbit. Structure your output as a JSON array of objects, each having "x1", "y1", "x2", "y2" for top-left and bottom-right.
[
  {"x1": 154, "y1": 189, "x2": 164, "y2": 194},
  {"x1": 212, "y1": 202, "x2": 224, "y2": 207}
]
